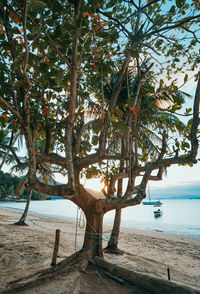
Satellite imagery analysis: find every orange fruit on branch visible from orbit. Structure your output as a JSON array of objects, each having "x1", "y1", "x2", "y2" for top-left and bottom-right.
[
  {"x1": 42, "y1": 108, "x2": 50, "y2": 115},
  {"x1": 2, "y1": 114, "x2": 9, "y2": 121},
  {"x1": 9, "y1": 10, "x2": 20, "y2": 24}
]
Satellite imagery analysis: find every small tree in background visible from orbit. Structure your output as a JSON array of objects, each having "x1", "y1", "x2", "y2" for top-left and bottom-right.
[{"x1": 14, "y1": 161, "x2": 56, "y2": 225}]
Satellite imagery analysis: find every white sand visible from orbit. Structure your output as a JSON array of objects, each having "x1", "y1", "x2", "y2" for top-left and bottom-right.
[{"x1": 0, "y1": 207, "x2": 200, "y2": 292}]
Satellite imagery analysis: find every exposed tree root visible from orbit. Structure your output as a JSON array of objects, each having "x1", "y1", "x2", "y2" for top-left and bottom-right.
[
  {"x1": 104, "y1": 244, "x2": 124, "y2": 255},
  {"x1": 14, "y1": 221, "x2": 29, "y2": 226},
  {"x1": 1, "y1": 252, "x2": 199, "y2": 294},
  {"x1": 1, "y1": 252, "x2": 84, "y2": 294},
  {"x1": 94, "y1": 257, "x2": 199, "y2": 294}
]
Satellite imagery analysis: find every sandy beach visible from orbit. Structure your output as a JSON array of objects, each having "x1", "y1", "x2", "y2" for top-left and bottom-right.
[{"x1": 0, "y1": 207, "x2": 200, "y2": 292}]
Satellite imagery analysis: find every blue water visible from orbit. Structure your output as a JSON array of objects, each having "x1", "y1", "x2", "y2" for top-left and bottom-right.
[{"x1": 0, "y1": 199, "x2": 200, "y2": 238}]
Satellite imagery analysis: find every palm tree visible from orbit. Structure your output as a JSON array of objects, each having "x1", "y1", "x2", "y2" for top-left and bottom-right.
[
  {"x1": 0, "y1": 130, "x2": 17, "y2": 169},
  {"x1": 15, "y1": 177, "x2": 32, "y2": 226},
  {"x1": 85, "y1": 62, "x2": 190, "y2": 254},
  {"x1": 0, "y1": 123, "x2": 57, "y2": 226},
  {"x1": 104, "y1": 138, "x2": 125, "y2": 254},
  {"x1": 14, "y1": 163, "x2": 56, "y2": 226},
  {"x1": 0, "y1": 122, "x2": 23, "y2": 171}
]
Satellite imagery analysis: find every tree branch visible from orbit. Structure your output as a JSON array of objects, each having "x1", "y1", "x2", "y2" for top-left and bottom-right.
[
  {"x1": 98, "y1": 53, "x2": 131, "y2": 154},
  {"x1": 0, "y1": 143, "x2": 23, "y2": 167},
  {"x1": 0, "y1": 96, "x2": 22, "y2": 123},
  {"x1": 97, "y1": 9, "x2": 132, "y2": 38},
  {"x1": 45, "y1": 34, "x2": 72, "y2": 70},
  {"x1": 26, "y1": 178, "x2": 75, "y2": 199},
  {"x1": 190, "y1": 76, "x2": 200, "y2": 159},
  {"x1": 22, "y1": 0, "x2": 32, "y2": 110},
  {"x1": 65, "y1": 0, "x2": 82, "y2": 190},
  {"x1": 145, "y1": 14, "x2": 200, "y2": 40},
  {"x1": 35, "y1": 152, "x2": 66, "y2": 168}
]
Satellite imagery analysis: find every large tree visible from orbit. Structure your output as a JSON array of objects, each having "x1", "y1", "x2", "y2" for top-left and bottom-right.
[{"x1": 0, "y1": 0, "x2": 200, "y2": 260}]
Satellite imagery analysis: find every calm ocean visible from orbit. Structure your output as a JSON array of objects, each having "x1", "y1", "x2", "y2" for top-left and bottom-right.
[{"x1": 0, "y1": 199, "x2": 200, "y2": 238}]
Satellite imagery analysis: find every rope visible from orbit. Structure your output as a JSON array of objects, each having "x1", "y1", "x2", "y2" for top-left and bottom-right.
[
  {"x1": 75, "y1": 207, "x2": 86, "y2": 251},
  {"x1": 26, "y1": 215, "x2": 113, "y2": 239},
  {"x1": 85, "y1": 235, "x2": 104, "y2": 240},
  {"x1": 26, "y1": 215, "x2": 120, "y2": 252},
  {"x1": 74, "y1": 206, "x2": 79, "y2": 251},
  {"x1": 78, "y1": 209, "x2": 85, "y2": 229},
  {"x1": 26, "y1": 216, "x2": 80, "y2": 236},
  {"x1": 80, "y1": 239, "x2": 104, "y2": 252},
  {"x1": 26, "y1": 216, "x2": 55, "y2": 232}
]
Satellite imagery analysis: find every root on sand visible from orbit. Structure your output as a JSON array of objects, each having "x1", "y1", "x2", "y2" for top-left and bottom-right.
[{"x1": 1, "y1": 253, "x2": 199, "y2": 294}]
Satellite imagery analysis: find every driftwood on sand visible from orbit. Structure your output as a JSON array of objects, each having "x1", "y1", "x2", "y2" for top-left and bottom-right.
[{"x1": 1, "y1": 255, "x2": 199, "y2": 294}]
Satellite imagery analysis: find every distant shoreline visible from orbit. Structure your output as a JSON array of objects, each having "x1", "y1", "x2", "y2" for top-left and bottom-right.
[
  {"x1": 0, "y1": 201, "x2": 200, "y2": 239},
  {"x1": 1, "y1": 195, "x2": 200, "y2": 203}
]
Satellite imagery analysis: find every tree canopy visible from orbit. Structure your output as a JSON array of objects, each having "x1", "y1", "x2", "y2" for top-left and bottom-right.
[{"x1": 0, "y1": 0, "x2": 200, "y2": 257}]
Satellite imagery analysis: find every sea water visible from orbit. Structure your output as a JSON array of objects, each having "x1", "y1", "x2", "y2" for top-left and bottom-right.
[{"x1": 0, "y1": 199, "x2": 200, "y2": 238}]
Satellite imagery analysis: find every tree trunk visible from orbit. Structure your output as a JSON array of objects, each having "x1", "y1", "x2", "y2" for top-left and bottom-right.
[
  {"x1": 81, "y1": 209, "x2": 104, "y2": 259},
  {"x1": 15, "y1": 189, "x2": 32, "y2": 226},
  {"x1": 104, "y1": 138, "x2": 124, "y2": 254},
  {"x1": 104, "y1": 208, "x2": 123, "y2": 254}
]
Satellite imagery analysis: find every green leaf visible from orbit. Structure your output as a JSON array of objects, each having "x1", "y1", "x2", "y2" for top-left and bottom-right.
[
  {"x1": 169, "y1": 5, "x2": 176, "y2": 14},
  {"x1": 115, "y1": 108, "x2": 124, "y2": 117},
  {"x1": 184, "y1": 74, "x2": 188, "y2": 83},
  {"x1": 175, "y1": 141, "x2": 180, "y2": 148},
  {"x1": 176, "y1": 44, "x2": 183, "y2": 50},
  {"x1": 159, "y1": 79, "x2": 164, "y2": 88},
  {"x1": 155, "y1": 39, "x2": 164, "y2": 48},
  {"x1": 28, "y1": 0, "x2": 47, "y2": 12},
  {"x1": 175, "y1": 0, "x2": 185, "y2": 8},
  {"x1": 113, "y1": 121, "x2": 128, "y2": 134},
  {"x1": 185, "y1": 107, "x2": 192, "y2": 114},
  {"x1": 93, "y1": 120, "x2": 101, "y2": 134},
  {"x1": 92, "y1": 135, "x2": 99, "y2": 145}
]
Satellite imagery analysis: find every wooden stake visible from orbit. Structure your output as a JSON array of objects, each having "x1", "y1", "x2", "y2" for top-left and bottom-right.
[
  {"x1": 167, "y1": 267, "x2": 171, "y2": 281},
  {"x1": 51, "y1": 229, "x2": 60, "y2": 266}
]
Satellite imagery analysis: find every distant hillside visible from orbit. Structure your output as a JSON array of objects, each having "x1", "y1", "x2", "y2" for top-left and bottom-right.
[
  {"x1": 0, "y1": 171, "x2": 46, "y2": 200},
  {"x1": 151, "y1": 184, "x2": 200, "y2": 199}
]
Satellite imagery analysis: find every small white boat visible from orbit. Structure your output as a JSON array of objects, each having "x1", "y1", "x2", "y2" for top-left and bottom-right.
[
  {"x1": 143, "y1": 200, "x2": 162, "y2": 206},
  {"x1": 142, "y1": 186, "x2": 162, "y2": 206},
  {"x1": 154, "y1": 209, "x2": 162, "y2": 217}
]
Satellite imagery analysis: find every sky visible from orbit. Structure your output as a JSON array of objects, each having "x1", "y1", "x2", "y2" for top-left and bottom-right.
[
  {"x1": 84, "y1": 163, "x2": 200, "y2": 194},
  {"x1": 149, "y1": 77, "x2": 200, "y2": 190}
]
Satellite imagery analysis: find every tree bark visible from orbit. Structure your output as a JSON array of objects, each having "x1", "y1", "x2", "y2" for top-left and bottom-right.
[
  {"x1": 81, "y1": 209, "x2": 104, "y2": 259},
  {"x1": 104, "y1": 208, "x2": 123, "y2": 254},
  {"x1": 104, "y1": 139, "x2": 125, "y2": 254},
  {"x1": 15, "y1": 189, "x2": 32, "y2": 226}
]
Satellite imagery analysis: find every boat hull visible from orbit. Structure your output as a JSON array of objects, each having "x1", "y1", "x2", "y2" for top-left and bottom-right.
[
  {"x1": 143, "y1": 201, "x2": 162, "y2": 206},
  {"x1": 154, "y1": 211, "x2": 162, "y2": 217}
]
